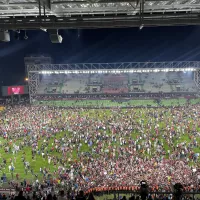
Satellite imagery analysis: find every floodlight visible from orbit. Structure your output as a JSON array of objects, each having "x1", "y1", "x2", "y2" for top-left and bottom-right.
[
  {"x1": 41, "y1": 28, "x2": 47, "y2": 32},
  {"x1": 48, "y1": 29, "x2": 63, "y2": 44},
  {"x1": 0, "y1": 30, "x2": 10, "y2": 42},
  {"x1": 139, "y1": 24, "x2": 144, "y2": 30}
]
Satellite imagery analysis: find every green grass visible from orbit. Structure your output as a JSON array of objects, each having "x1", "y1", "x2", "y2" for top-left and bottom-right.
[
  {"x1": 34, "y1": 99, "x2": 157, "y2": 107},
  {"x1": 160, "y1": 98, "x2": 187, "y2": 106},
  {"x1": 0, "y1": 107, "x2": 199, "y2": 185},
  {"x1": 34, "y1": 98, "x2": 200, "y2": 108},
  {"x1": 190, "y1": 98, "x2": 200, "y2": 104}
]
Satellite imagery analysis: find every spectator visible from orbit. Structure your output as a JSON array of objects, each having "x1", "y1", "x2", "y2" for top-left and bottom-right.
[
  {"x1": 87, "y1": 193, "x2": 95, "y2": 200},
  {"x1": 14, "y1": 191, "x2": 26, "y2": 200},
  {"x1": 47, "y1": 194, "x2": 53, "y2": 200},
  {"x1": 76, "y1": 191, "x2": 86, "y2": 200},
  {"x1": 58, "y1": 191, "x2": 65, "y2": 200}
]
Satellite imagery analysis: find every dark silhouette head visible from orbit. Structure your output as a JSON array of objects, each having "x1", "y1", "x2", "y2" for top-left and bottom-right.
[
  {"x1": 47, "y1": 194, "x2": 53, "y2": 200},
  {"x1": 88, "y1": 193, "x2": 95, "y2": 200},
  {"x1": 60, "y1": 190, "x2": 64, "y2": 197},
  {"x1": 18, "y1": 191, "x2": 23, "y2": 197},
  {"x1": 129, "y1": 196, "x2": 135, "y2": 200},
  {"x1": 79, "y1": 191, "x2": 84, "y2": 197},
  {"x1": 122, "y1": 196, "x2": 127, "y2": 200}
]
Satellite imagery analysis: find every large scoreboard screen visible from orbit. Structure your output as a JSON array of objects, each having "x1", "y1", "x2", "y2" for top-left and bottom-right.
[{"x1": 2, "y1": 85, "x2": 28, "y2": 96}]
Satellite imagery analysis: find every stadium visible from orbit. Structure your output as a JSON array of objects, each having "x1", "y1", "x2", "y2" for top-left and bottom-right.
[
  {"x1": 29, "y1": 61, "x2": 200, "y2": 107},
  {"x1": 0, "y1": 59, "x2": 199, "y2": 199},
  {"x1": 0, "y1": 0, "x2": 200, "y2": 198}
]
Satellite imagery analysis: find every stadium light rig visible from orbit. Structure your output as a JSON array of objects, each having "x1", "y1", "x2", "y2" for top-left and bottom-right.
[
  {"x1": 38, "y1": 68, "x2": 196, "y2": 75},
  {"x1": 139, "y1": 24, "x2": 144, "y2": 30}
]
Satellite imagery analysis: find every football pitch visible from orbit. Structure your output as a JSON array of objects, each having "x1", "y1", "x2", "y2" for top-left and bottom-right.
[
  {"x1": 0, "y1": 107, "x2": 199, "y2": 185},
  {"x1": 34, "y1": 98, "x2": 200, "y2": 108}
]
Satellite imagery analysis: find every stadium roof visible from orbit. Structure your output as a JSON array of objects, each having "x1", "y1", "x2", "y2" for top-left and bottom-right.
[
  {"x1": 27, "y1": 61, "x2": 200, "y2": 72},
  {"x1": 1, "y1": 0, "x2": 200, "y2": 29}
]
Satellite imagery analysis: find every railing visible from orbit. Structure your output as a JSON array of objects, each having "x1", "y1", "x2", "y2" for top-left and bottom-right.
[{"x1": 90, "y1": 190, "x2": 200, "y2": 200}]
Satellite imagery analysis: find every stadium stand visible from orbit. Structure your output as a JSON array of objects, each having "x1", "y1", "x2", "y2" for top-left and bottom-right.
[
  {"x1": 1, "y1": 70, "x2": 200, "y2": 200},
  {"x1": 37, "y1": 72, "x2": 198, "y2": 96}
]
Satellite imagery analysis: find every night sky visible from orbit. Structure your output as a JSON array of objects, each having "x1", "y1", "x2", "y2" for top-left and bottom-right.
[{"x1": 1, "y1": 25, "x2": 200, "y2": 86}]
